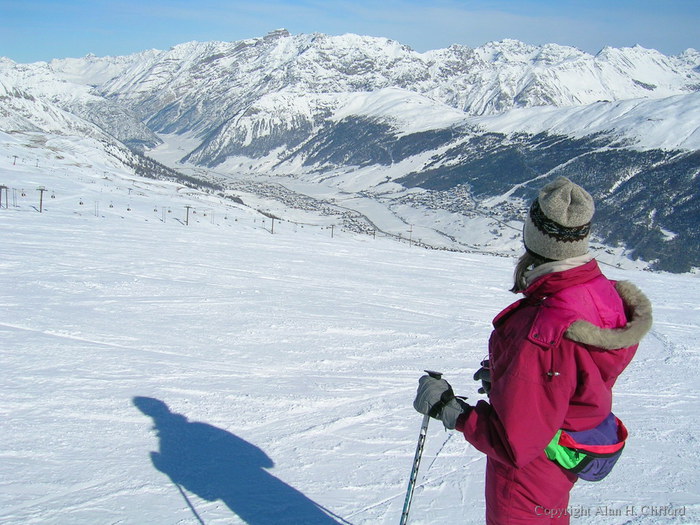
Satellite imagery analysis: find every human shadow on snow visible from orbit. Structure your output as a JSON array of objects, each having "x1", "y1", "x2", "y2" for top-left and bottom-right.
[{"x1": 133, "y1": 396, "x2": 343, "y2": 525}]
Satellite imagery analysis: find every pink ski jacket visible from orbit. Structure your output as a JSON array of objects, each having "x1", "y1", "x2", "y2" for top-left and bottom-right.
[{"x1": 456, "y1": 259, "x2": 652, "y2": 523}]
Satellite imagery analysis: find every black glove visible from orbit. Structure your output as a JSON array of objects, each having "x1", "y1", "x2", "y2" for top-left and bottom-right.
[
  {"x1": 473, "y1": 359, "x2": 491, "y2": 395},
  {"x1": 413, "y1": 374, "x2": 469, "y2": 430}
]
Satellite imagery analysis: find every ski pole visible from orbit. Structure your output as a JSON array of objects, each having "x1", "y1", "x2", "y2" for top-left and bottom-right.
[
  {"x1": 400, "y1": 370, "x2": 442, "y2": 525},
  {"x1": 174, "y1": 482, "x2": 205, "y2": 525}
]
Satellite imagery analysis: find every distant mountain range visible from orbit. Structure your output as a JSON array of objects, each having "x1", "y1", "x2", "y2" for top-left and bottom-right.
[{"x1": 1, "y1": 30, "x2": 699, "y2": 271}]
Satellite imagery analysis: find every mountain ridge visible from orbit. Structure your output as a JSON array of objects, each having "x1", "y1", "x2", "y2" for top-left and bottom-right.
[{"x1": 1, "y1": 30, "x2": 698, "y2": 272}]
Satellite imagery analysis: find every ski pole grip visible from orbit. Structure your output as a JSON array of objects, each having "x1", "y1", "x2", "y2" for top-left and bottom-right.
[{"x1": 425, "y1": 370, "x2": 443, "y2": 380}]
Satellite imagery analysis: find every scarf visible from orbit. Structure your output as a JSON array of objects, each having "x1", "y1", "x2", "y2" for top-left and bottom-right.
[{"x1": 524, "y1": 253, "x2": 595, "y2": 288}]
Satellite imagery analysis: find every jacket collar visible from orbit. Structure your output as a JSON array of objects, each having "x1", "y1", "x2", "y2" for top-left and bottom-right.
[
  {"x1": 496, "y1": 259, "x2": 653, "y2": 350},
  {"x1": 524, "y1": 254, "x2": 594, "y2": 287},
  {"x1": 523, "y1": 259, "x2": 602, "y2": 301},
  {"x1": 492, "y1": 259, "x2": 602, "y2": 328}
]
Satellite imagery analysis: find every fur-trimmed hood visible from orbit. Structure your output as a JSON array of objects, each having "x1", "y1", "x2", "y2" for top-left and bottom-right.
[{"x1": 566, "y1": 280, "x2": 653, "y2": 350}]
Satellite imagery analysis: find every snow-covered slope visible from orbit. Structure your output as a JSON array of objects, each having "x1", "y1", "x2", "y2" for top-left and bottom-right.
[
  {"x1": 0, "y1": 79, "x2": 107, "y2": 138},
  {"x1": 471, "y1": 92, "x2": 700, "y2": 151},
  {"x1": 0, "y1": 57, "x2": 160, "y2": 148},
  {"x1": 332, "y1": 88, "x2": 471, "y2": 136},
  {"x1": 1, "y1": 128, "x2": 698, "y2": 524}
]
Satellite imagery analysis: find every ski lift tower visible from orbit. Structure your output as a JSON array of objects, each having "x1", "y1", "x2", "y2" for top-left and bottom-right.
[{"x1": 37, "y1": 186, "x2": 47, "y2": 213}]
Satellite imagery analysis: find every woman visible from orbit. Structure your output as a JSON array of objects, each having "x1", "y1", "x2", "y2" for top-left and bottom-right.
[{"x1": 414, "y1": 177, "x2": 652, "y2": 524}]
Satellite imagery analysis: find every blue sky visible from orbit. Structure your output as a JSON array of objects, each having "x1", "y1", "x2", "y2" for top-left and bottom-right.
[{"x1": 1, "y1": 0, "x2": 698, "y2": 63}]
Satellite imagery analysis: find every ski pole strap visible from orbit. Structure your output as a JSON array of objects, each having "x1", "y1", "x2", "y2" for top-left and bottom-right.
[{"x1": 428, "y1": 386, "x2": 455, "y2": 419}]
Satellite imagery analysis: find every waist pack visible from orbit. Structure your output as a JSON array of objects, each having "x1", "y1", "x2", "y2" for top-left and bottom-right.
[{"x1": 545, "y1": 413, "x2": 628, "y2": 482}]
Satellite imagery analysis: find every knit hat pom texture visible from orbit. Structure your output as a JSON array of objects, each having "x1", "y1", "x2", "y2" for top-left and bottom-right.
[{"x1": 538, "y1": 176, "x2": 594, "y2": 228}]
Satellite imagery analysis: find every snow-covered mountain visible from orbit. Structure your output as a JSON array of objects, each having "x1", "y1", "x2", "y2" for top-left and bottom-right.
[
  {"x1": 1, "y1": 31, "x2": 699, "y2": 271},
  {"x1": 36, "y1": 32, "x2": 700, "y2": 153},
  {"x1": 6, "y1": 31, "x2": 699, "y2": 157}
]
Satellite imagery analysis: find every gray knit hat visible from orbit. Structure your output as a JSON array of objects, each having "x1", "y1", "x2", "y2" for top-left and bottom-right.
[{"x1": 523, "y1": 177, "x2": 595, "y2": 261}]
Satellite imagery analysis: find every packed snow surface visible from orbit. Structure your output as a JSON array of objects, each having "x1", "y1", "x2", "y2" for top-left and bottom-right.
[{"x1": 1, "y1": 133, "x2": 698, "y2": 524}]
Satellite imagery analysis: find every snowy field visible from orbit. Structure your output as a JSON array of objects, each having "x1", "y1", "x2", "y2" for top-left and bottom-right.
[{"x1": 1, "y1": 133, "x2": 699, "y2": 524}]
